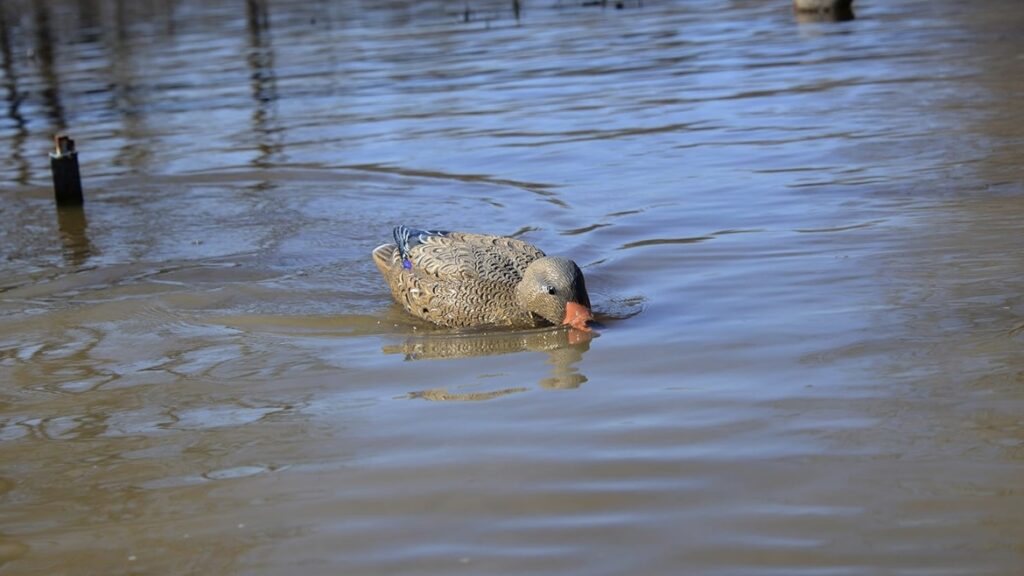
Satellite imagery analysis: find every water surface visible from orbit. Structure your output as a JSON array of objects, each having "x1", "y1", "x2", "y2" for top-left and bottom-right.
[{"x1": 1, "y1": 0, "x2": 1024, "y2": 574}]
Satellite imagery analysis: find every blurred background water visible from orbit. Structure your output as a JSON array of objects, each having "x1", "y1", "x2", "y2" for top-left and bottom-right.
[{"x1": 1, "y1": 0, "x2": 1023, "y2": 574}]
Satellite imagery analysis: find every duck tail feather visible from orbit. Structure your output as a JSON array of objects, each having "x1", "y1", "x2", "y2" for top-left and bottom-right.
[{"x1": 393, "y1": 226, "x2": 449, "y2": 263}]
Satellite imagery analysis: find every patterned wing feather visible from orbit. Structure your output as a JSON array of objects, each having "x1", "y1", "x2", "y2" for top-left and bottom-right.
[
  {"x1": 394, "y1": 226, "x2": 449, "y2": 268},
  {"x1": 410, "y1": 232, "x2": 544, "y2": 285}
]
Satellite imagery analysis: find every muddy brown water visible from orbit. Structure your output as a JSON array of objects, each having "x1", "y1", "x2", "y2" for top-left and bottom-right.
[{"x1": 2, "y1": 0, "x2": 1024, "y2": 574}]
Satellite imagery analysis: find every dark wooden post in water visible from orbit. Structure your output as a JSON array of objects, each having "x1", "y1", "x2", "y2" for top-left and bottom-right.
[{"x1": 50, "y1": 135, "x2": 84, "y2": 206}]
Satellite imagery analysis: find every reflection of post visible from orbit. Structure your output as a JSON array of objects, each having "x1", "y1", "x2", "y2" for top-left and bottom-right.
[
  {"x1": 245, "y1": 0, "x2": 282, "y2": 170},
  {"x1": 76, "y1": 0, "x2": 102, "y2": 42},
  {"x1": 0, "y1": 8, "x2": 30, "y2": 184},
  {"x1": 246, "y1": 0, "x2": 269, "y2": 34},
  {"x1": 33, "y1": 3, "x2": 66, "y2": 130},
  {"x1": 56, "y1": 206, "x2": 93, "y2": 266},
  {"x1": 114, "y1": 0, "x2": 128, "y2": 43},
  {"x1": 107, "y1": 0, "x2": 153, "y2": 171}
]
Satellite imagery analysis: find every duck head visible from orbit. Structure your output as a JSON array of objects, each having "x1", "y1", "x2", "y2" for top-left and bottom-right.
[{"x1": 515, "y1": 256, "x2": 594, "y2": 331}]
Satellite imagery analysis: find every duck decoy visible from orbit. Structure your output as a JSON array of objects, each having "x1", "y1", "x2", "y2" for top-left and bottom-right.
[{"x1": 373, "y1": 226, "x2": 594, "y2": 331}]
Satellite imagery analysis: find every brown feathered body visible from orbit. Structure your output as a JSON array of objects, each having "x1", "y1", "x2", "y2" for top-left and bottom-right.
[
  {"x1": 373, "y1": 228, "x2": 592, "y2": 330},
  {"x1": 373, "y1": 231, "x2": 545, "y2": 328}
]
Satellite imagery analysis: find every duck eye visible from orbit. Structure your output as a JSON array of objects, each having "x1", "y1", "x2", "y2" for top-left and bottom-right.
[{"x1": 545, "y1": 285, "x2": 557, "y2": 295}]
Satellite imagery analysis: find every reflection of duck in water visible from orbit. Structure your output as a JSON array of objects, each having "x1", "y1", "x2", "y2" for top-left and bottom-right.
[
  {"x1": 387, "y1": 327, "x2": 592, "y2": 395},
  {"x1": 373, "y1": 226, "x2": 595, "y2": 333},
  {"x1": 384, "y1": 325, "x2": 587, "y2": 361}
]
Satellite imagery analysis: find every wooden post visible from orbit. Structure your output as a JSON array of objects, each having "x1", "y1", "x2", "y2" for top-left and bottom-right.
[{"x1": 50, "y1": 134, "x2": 83, "y2": 206}]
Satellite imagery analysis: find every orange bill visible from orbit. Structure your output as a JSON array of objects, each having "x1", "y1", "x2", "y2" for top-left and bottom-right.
[{"x1": 562, "y1": 301, "x2": 594, "y2": 332}]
